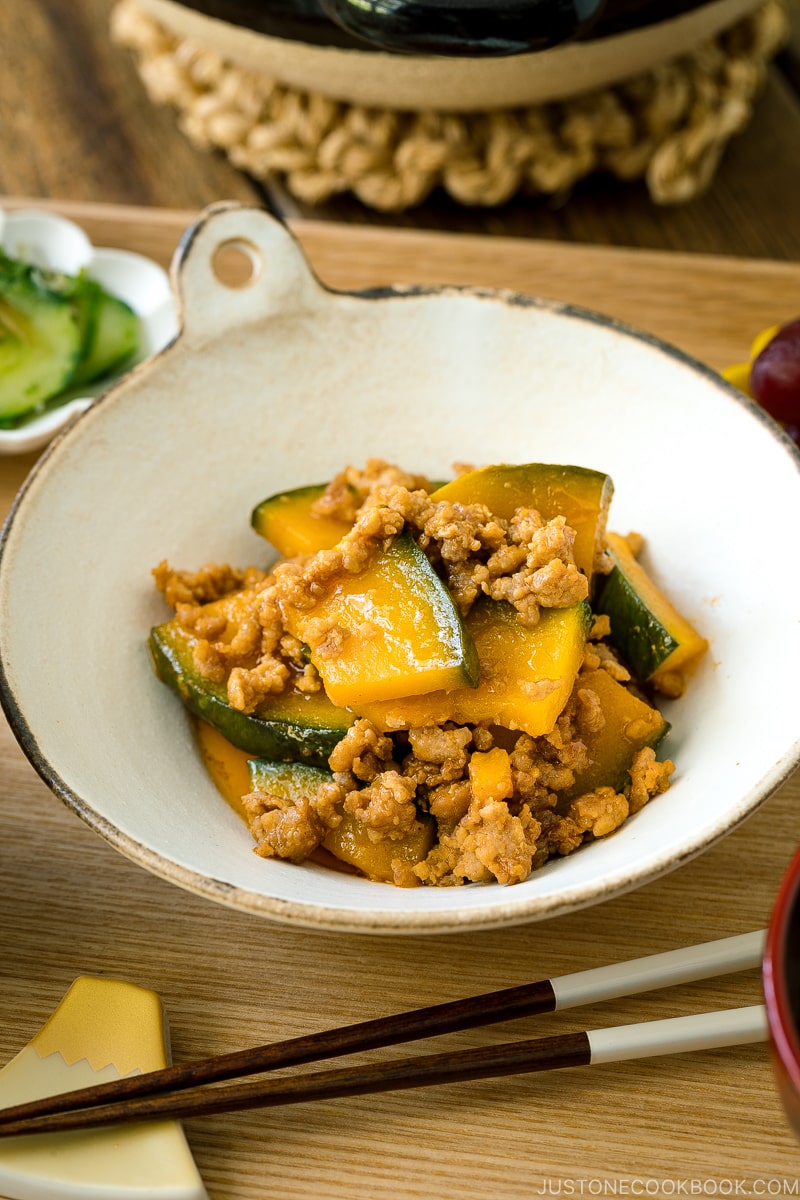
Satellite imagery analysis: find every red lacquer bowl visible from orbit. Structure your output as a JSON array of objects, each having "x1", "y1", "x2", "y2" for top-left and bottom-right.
[{"x1": 764, "y1": 848, "x2": 800, "y2": 1137}]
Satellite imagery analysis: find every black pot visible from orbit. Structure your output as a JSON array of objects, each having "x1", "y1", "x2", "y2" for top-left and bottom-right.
[{"x1": 177, "y1": 0, "x2": 714, "y2": 57}]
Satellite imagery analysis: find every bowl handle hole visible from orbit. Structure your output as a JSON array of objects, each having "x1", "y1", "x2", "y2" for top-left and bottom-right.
[{"x1": 211, "y1": 238, "x2": 262, "y2": 289}]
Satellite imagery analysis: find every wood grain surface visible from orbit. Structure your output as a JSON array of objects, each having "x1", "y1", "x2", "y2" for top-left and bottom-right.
[
  {"x1": 1, "y1": 0, "x2": 799, "y2": 258},
  {"x1": 1, "y1": 202, "x2": 800, "y2": 1199}
]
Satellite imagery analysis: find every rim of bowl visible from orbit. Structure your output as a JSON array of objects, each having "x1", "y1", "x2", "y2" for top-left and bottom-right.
[
  {"x1": 764, "y1": 848, "x2": 800, "y2": 1086},
  {"x1": 2, "y1": 256, "x2": 800, "y2": 932}
]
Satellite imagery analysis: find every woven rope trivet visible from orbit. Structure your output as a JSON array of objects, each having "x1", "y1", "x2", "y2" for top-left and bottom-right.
[{"x1": 111, "y1": 0, "x2": 787, "y2": 212}]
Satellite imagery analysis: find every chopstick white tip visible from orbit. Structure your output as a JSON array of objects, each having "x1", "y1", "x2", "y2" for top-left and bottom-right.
[
  {"x1": 552, "y1": 930, "x2": 766, "y2": 1010},
  {"x1": 588, "y1": 1004, "x2": 769, "y2": 1065}
]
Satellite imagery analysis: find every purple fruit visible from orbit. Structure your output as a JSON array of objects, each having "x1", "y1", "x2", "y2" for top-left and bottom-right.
[{"x1": 750, "y1": 320, "x2": 800, "y2": 440}]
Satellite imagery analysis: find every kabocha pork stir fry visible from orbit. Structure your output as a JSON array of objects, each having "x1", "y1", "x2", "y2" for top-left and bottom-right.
[{"x1": 149, "y1": 460, "x2": 708, "y2": 887}]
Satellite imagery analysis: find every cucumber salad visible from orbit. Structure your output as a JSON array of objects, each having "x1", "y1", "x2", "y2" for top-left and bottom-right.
[
  {"x1": 149, "y1": 460, "x2": 708, "y2": 888},
  {"x1": 0, "y1": 249, "x2": 139, "y2": 427}
]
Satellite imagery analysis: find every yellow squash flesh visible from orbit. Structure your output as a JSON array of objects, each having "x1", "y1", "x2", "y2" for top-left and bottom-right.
[
  {"x1": 323, "y1": 813, "x2": 435, "y2": 883},
  {"x1": 251, "y1": 483, "x2": 352, "y2": 557},
  {"x1": 469, "y1": 747, "x2": 514, "y2": 803},
  {"x1": 560, "y1": 667, "x2": 669, "y2": 802},
  {"x1": 282, "y1": 530, "x2": 480, "y2": 708},
  {"x1": 355, "y1": 598, "x2": 592, "y2": 737},
  {"x1": 431, "y1": 462, "x2": 613, "y2": 582}
]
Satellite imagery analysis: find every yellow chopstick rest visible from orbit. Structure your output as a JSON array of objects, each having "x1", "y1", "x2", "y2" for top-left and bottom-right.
[{"x1": 0, "y1": 976, "x2": 207, "y2": 1200}]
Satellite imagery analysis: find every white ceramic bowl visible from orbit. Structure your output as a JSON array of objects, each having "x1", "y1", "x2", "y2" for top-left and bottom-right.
[
  {"x1": 0, "y1": 209, "x2": 178, "y2": 455},
  {"x1": 1, "y1": 203, "x2": 799, "y2": 934}
]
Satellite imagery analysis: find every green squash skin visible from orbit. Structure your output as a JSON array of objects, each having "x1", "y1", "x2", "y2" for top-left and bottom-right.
[
  {"x1": 596, "y1": 558, "x2": 679, "y2": 682},
  {"x1": 390, "y1": 530, "x2": 481, "y2": 691},
  {"x1": 149, "y1": 626, "x2": 353, "y2": 768},
  {"x1": 248, "y1": 758, "x2": 333, "y2": 797}
]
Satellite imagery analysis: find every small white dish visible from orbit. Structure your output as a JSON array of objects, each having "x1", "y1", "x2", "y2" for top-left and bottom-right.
[
  {"x1": 0, "y1": 203, "x2": 799, "y2": 935},
  {"x1": 0, "y1": 209, "x2": 178, "y2": 455}
]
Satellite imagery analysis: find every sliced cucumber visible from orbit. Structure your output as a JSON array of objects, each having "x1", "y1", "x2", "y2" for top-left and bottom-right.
[
  {"x1": 0, "y1": 249, "x2": 141, "y2": 426},
  {"x1": 71, "y1": 286, "x2": 140, "y2": 387},
  {"x1": 0, "y1": 253, "x2": 82, "y2": 424}
]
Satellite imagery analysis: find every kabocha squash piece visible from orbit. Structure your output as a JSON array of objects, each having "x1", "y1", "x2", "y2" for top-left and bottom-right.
[
  {"x1": 252, "y1": 478, "x2": 450, "y2": 558},
  {"x1": 194, "y1": 718, "x2": 254, "y2": 818},
  {"x1": 251, "y1": 483, "x2": 353, "y2": 557},
  {"x1": 325, "y1": 811, "x2": 436, "y2": 883},
  {"x1": 596, "y1": 532, "x2": 708, "y2": 692},
  {"x1": 356, "y1": 598, "x2": 592, "y2": 737},
  {"x1": 283, "y1": 529, "x2": 480, "y2": 708},
  {"x1": 247, "y1": 759, "x2": 435, "y2": 882},
  {"x1": 149, "y1": 596, "x2": 353, "y2": 767},
  {"x1": 559, "y1": 667, "x2": 669, "y2": 803},
  {"x1": 469, "y1": 747, "x2": 514, "y2": 803},
  {"x1": 248, "y1": 758, "x2": 331, "y2": 802},
  {"x1": 431, "y1": 463, "x2": 613, "y2": 583}
]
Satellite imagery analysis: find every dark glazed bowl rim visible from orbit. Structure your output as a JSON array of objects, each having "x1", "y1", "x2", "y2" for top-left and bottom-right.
[{"x1": 764, "y1": 847, "x2": 800, "y2": 1091}]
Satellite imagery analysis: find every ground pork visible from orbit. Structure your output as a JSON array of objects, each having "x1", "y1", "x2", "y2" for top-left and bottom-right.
[
  {"x1": 343, "y1": 770, "x2": 419, "y2": 842},
  {"x1": 284, "y1": 467, "x2": 589, "y2": 633},
  {"x1": 243, "y1": 791, "x2": 325, "y2": 863},
  {"x1": 628, "y1": 746, "x2": 675, "y2": 813},
  {"x1": 154, "y1": 461, "x2": 682, "y2": 888},
  {"x1": 568, "y1": 787, "x2": 629, "y2": 837},
  {"x1": 241, "y1": 706, "x2": 674, "y2": 883},
  {"x1": 227, "y1": 658, "x2": 291, "y2": 714},
  {"x1": 328, "y1": 718, "x2": 395, "y2": 782},
  {"x1": 407, "y1": 725, "x2": 473, "y2": 776},
  {"x1": 152, "y1": 560, "x2": 256, "y2": 608},
  {"x1": 533, "y1": 809, "x2": 585, "y2": 861},
  {"x1": 414, "y1": 798, "x2": 542, "y2": 886},
  {"x1": 311, "y1": 458, "x2": 434, "y2": 523},
  {"x1": 166, "y1": 462, "x2": 593, "y2": 714},
  {"x1": 426, "y1": 780, "x2": 473, "y2": 830}
]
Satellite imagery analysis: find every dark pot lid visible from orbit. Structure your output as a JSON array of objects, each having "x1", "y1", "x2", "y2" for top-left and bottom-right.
[{"x1": 173, "y1": 0, "x2": 716, "y2": 56}]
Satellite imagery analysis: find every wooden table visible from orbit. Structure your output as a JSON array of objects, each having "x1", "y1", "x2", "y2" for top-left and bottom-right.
[
  {"x1": 1, "y1": 1, "x2": 800, "y2": 1194},
  {"x1": 1, "y1": 201, "x2": 800, "y2": 1199}
]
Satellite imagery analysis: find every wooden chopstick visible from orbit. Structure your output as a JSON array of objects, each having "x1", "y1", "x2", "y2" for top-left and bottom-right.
[
  {"x1": 0, "y1": 1005, "x2": 768, "y2": 1138},
  {"x1": 0, "y1": 929, "x2": 765, "y2": 1136}
]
